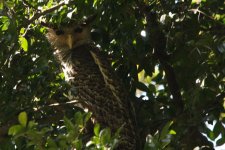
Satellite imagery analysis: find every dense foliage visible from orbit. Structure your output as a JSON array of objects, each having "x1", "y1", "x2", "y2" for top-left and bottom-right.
[{"x1": 0, "y1": 0, "x2": 224, "y2": 149}]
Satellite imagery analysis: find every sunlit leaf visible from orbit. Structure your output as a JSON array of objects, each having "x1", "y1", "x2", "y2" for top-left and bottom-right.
[
  {"x1": 192, "y1": 0, "x2": 201, "y2": 4},
  {"x1": 169, "y1": 130, "x2": 176, "y2": 135},
  {"x1": 20, "y1": 28, "x2": 25, "y2": 34},
  {"x1": 18, "y1": 111, "x2": 28, "y2": 127},
  {"x1": 0, "y1": 0, "x2": 3, "y2": 10},
  {"x1": 46, "y1": 0, "x2": 53, "y2": 8},
  {"x1": 94, "y1": 123, "x2": 100, "y2": 136},
  {"x1": 0, "y1": 16, "x2": 10, "y2": 31},
  {"x1": 8, "y1": 125, "x2": 24, "y2": 136},
  {"x1": 19, "y1": 36, "x2": 28, "y2": 51}
]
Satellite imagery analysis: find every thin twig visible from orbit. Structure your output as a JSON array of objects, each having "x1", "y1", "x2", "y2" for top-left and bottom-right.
[
  {"x1": 22, "y1": 0, "x2": 38, "y2": 11},
  {"x1": 189, "y1": 8, "x2": 225, "y2": 26},
  {"x1": 23, "y1": 1, "x2": 66, "y2": 27}
]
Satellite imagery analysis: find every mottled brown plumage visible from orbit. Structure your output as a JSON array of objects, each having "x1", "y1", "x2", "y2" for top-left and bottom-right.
[{"x1": 45, "y1": 18, "x2": 137, "y2": 149}]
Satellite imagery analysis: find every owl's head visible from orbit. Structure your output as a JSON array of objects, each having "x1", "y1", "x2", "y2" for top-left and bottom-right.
[{"x1": 43, "y1": 15, "x2": 96, "y2": 51}]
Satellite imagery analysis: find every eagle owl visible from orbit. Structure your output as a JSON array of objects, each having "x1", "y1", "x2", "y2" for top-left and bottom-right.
[{"x1": 44, "y1": 17, "x2": 137, "y2": 149}]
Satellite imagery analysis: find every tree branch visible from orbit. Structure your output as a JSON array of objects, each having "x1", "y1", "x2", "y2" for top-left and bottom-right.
[
  {"x1": 22, "y1": 0, "x2": 38, "y2": 11},
  {"x1": 23, "y1": 1, "x2": 66, "y2": 27},
  {"x1": 149, "y1": 20, "x2": 184, "y2": 113},
  {"x1": 136, "y1": 3, "x2": 184, "y2": 114},
  {"x1": 157, "y1": 57, "x2": 184, "y2": 114}
]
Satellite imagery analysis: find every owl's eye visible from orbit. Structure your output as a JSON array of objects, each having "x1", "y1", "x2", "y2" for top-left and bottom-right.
[
  {"x1": 74, "y1": 27, "x2": 83, "y2": 33},
  {"x1": 55, "y1": 30, "x2": 64, "y2": 35}
]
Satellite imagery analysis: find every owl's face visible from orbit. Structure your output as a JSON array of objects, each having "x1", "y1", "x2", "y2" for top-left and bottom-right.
[{"x1": 46, "y1": 23, "x2": 91, "y2": 51}]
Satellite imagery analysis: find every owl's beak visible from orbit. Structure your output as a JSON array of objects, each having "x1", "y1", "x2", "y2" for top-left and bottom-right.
[{"x1": 67, "y1": 34, "x2": 73, "y2": 49}]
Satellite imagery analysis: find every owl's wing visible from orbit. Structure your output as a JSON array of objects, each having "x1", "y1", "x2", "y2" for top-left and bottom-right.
[
  {"x1": 89, "y1": 47, "x2": 129, "y2": 105},
  {"x1": 89, "y1": 46, "x2": 137, "y2": 123}
]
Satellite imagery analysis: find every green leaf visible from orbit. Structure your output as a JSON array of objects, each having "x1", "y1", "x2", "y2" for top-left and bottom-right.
[
  {"x1": 5, "y1": 1, "x2": 14, "y2": 8},
  {"x1": 46, "y1": 0, "x2": 53, "y2": 8},
  {"x1": 8, "y1": 125, "x2": 24, "y2": 136},
  {"x1": 160, "y1": 121, "x2": 173, "y2": 140},
  {"x1": 91, "y1": 136, "x2": 100, "y2": 145},
  {"x1": 213, "y1": 121, "x2": 222, "y2": 139},
  {"x1": 169, "y1": 130, "x2": 176, "y2": 135},
  {"x1": 18, "y1": 112, "x2": 28, "y2": 127},
  {"x1": 216, "y1": 137, "x2": 225, "y2": 146},
  {"x1": 64, "y1": 117, "x2": 74, "y2": 131},
  {"x1": 204, "y1": 126, "x2": 215, "y2": 141},
  {"x1": 74, "y1": 112, "x2": 83, "y2": 126},
  {"x1": 0, "y1": 0, "x2": 3, "y2": 10},
  {"x1": 135, "y1": 81, "x2": 150, "y2": 93},
  {"x1": 100, "y1": 128, "x2": 111, "y2": 145},
  {"x1": 57, "y1": 72, "x2": 65, "y2": 79},
  {"x1": 28, "y1": 121, "x2": 37, "y2": 129},
  {"x1": 94, "y1": 123, "x2": 100, "y2": 136},
  {"x1": 20, "y1": 28, "x2": 25, "y2": 34},
  {"x1": 74, "y1": 140, "x2": 82, "y2": 150},
  {"x1": 46, "y1": 137, "x2": 58, "y2": 148},
  {"x1": 59, "y1": 140, "x2": 68, "y2": 148},
  {"x1": 84, "y1": 112, "x2": 92, "y2": 124},
  {"x1": 0, "y1": 16, "x2": 10, "y2": 31},
  {"x1": 19, "y1": 36, "x2": 28, "y2": 51}
]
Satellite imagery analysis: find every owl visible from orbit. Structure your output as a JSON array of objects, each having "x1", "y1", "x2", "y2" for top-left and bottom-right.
[{"x1": 43, "y1": 16, "x2": 137, "y2": 150}]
